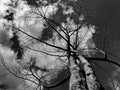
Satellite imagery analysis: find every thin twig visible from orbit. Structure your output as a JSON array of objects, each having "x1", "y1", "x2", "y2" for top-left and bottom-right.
[
  {"x1": 86, "y1": 57, "x2": 120, "y2": 68},
  {"x1": 25, "y1": 45, "x2": 66, "y2": 57},
  {"x1": 0, "y1": 55, "x2": 39, "y2": 85},
  {"x1": 9, "y1": 25, "x2": 73, "y2": 52}
]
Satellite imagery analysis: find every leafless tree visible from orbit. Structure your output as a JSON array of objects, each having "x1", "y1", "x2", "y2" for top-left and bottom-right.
[{"x1": 1, "y1": 0, "x2": 120, "y2": 90}]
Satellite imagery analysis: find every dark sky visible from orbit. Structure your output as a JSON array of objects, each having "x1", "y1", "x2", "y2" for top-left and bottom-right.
[
  {"x1": 85, "y1": 0, "x2": 120, "y2": 90},
  {"x1": 85, "y1": 0, "x2": 120, "y2": 26}
]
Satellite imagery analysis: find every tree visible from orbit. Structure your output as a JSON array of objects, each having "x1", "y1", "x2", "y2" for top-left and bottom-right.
[{"x1": 0, "y1": 0, "x2": 120, "y2": 90}]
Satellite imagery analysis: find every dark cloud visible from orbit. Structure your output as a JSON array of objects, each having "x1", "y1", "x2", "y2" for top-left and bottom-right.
[{"x1": 0, "y1": 31, "x2": 13, "y2": 48}]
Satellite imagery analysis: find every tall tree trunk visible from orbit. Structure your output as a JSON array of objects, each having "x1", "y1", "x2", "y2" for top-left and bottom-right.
[
  {"x1": 69, "y1": 55, "x2": 105, "y2": 90},
  {"x1": 69, "y1": 56, "x2": 88, "y2": 90}
]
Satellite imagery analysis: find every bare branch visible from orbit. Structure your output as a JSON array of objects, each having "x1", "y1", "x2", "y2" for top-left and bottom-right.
[
  {"x1": 86, "y1": 57, "x2": 120, "y2": 68},
  {"x1": 9, "y1": 25, "x2": 72, "y2": 52},
  {"x1": 25, "y1": 45, "x2": 66, "y2": 57},
  {"x1": 0, "y1": 55, "x2": 39, "y2": 85},
  {"x1": 33, "y1": 7, "x2": 75, "y2": 50}
]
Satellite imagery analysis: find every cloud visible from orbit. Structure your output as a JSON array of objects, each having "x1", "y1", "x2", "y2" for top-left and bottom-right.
[
  {"x1": 0, "y1": 45, "x2": 36, "y2": 90},
  {"x1": 0, "y1": 0, "x2": 97, "y2": 90},
  {"x1": 0, "y1": 30, "x2": 13, "y2": 48},
  {"x1": 0, "y1": 0, "x2": 11, "y2": 14},
  {"x1": 0, "y1": 48, "x2": 22, "y2": 90}
]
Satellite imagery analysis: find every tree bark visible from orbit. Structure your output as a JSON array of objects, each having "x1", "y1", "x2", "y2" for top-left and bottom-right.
[
  {"x1": 69, "y1": 56, "x2": 88, "y2": 90},
  {"x1": 69, "y1": 55, "x2": 105, "y2": 90}
]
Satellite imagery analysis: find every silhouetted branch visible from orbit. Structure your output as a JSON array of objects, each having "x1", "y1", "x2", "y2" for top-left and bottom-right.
[
  {"x1": 25, "y1": 45, "x2": 66, "y2": 57},
  {"x1": 86, "y1": 57, "x2": 120, "y2": 68},
  {"x1": 9, "y1": 25, "x2": 71, "y2": 52},
  {"x1": 0, "y1": 54, "x2": 39, "y2": 85}
]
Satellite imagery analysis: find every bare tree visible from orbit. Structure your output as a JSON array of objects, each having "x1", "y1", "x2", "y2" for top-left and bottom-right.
[{"x1": 1, "y1": 0, "x2": 120, "y2": 90}]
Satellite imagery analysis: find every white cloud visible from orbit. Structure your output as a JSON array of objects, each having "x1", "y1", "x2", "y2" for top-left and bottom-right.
[
  {"x1": 0, "y1": 0, "x2": 97, "y2": 89},
  {"x1": 0, "y1": 0, "x2": 11, "y2": 14}
]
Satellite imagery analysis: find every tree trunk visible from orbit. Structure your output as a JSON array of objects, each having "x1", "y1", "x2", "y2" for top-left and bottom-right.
[
  {"x1": 69, "y1": 56, "x2": 88, "y2": 90},
  {"x1": 69, "y1": 55, "x2": 105, "y2": 90}
]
